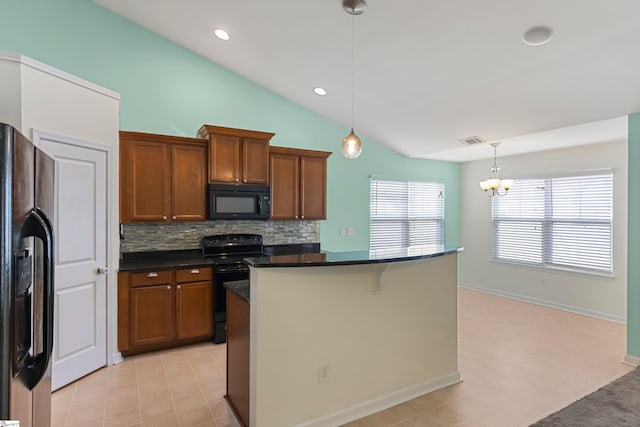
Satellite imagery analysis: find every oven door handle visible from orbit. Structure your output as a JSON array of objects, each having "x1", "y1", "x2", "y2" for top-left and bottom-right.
[{"x1": 215, "y1": 266, "x2": 249, "y2": 274}]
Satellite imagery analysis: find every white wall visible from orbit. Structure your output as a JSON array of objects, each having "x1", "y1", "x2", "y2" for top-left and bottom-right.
[
  {"x1": 0, "y1": 52, "x2": 122, "y2": 364},
  {"x1": 460, "y1": 140, "x2": 628, "y2": 322},
  {"x1": 0, "y1": 55, "x2": 21, "y2": 129}
]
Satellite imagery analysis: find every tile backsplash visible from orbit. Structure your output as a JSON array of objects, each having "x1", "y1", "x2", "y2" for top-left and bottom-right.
[{"x1": 120, "y1": 220, "x2": 320, "y2": 253}]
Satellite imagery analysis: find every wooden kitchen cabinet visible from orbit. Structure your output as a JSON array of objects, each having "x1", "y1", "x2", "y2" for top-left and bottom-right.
[
  {"x1": 198, "y1": 125, "x2": 274, "y2": 185},
  {"x1": 118, "y1": 267, "x2": 214, "y2": 355},
  {"x1": 269, "y1": 146, "x2": 331, "y2": 220},
  {"x1": 130, "y1": 284, "x2": 174, "y2": 347},
  {"x1": 226, "y1": 289, "x2": 250, "y2": 427},
  {"x1": 120, "y1": 131, "x2": 207, "y2": 222},
  {"x1": 175, "y1": 267, "x2": 213, "y2": 340}
]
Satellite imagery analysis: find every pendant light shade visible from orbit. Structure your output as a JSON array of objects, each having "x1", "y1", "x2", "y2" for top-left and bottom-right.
[
  {"x1": 341, "y1": 128, "x2": 363, "y2": 158},
  {"x1": 341, "y1": 0, "x2": 366, "y2": 159}
]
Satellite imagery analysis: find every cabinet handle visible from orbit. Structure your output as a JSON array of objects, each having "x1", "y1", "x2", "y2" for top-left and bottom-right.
[
  {"x1": 147, "y1": 272, "x2": 158, "y2": 278},
  {"x1": 301, "y1": 216, "x2": 305, "y2": 219},
  {"x1": 243, "y1": 179, "x2": 247, "y2": 183},
  {"x1": 162, "y1": 216, "x2": 167, "y2": 220},
  {"x1": 190, "y1": 269, "x2": 200, "y2": 274},
  {"x1": 295, "y1": 215, "x2": 298, "y2": 219},
  {"x1": 166, "y1": 285, "x2": 171, "y2": 290},
  {"x1": 177, "y1": 285, "x2": 181, "y2": 289},
  {"x1": 172, "y1": 215, "x2": 177, "y2": 220},
  {"x1": 235, "y1": 178, "x2": 239, "y2": 182}
]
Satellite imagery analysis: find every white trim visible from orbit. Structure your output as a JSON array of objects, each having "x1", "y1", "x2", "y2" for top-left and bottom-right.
[
  {"x1": 31, "y1": 129, "x2": 120, "y2": 369},
  {"x1": 112, "y1": 352, "x2": 123, "y2": 365},
  {"x1": 0, "y1": 51, "x2": 120, "y2": 101},
  {"x1": 459, "y1": 283, "x2": 626, "y2": 324},
  {"x1": 624, "y1": 354, "x2": 640, "y2": 367},
  {"x1": 292, "y1": 371, "x2": 461, "y2": 427}
]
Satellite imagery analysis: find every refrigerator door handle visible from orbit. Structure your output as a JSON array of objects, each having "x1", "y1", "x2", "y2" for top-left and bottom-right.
[{"x1": 19, "y1": 208, "x2": 54, "y2": 390}]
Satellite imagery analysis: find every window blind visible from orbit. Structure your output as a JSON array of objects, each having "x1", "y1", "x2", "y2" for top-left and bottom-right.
[
  {"x1": 370, "y1": 179, "x2": 444, "y2": 250},
  {"x1": 492, "y1": 172, "x2": 613, "y2": 274}
]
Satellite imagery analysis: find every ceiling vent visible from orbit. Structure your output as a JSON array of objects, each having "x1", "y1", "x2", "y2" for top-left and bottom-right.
[{"x1": 459, "y1": 136, "x2": 485, "y2": 145}]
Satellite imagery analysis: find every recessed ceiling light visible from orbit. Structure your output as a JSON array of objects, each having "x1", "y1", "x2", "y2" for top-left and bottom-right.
[
  {"x1": 313, "y1": 87, "x2": 327, "y2": 96},
  {"x1": 523, "y1": 26, "x2": 553, "y2": 46},
  {"x1": 214, "y1": 29, "x2": 230, "y2": 41}
]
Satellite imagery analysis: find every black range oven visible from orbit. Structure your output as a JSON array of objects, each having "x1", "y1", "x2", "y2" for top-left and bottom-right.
[{"x1": 202, "y1": 233, "x2": 263, "y2": 344}]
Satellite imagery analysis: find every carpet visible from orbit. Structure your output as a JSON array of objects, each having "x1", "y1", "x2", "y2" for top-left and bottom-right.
[{"x1": 530, "y1": 367, "x2": 640, "y2": 426}]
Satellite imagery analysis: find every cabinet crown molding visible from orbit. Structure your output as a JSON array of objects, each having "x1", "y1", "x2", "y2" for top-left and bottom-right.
[
  {"x1": 270, "y1": 145, "x2": 332, "y2": 158},
  {"x1": 198, "y1": 124, "x2": 275, "y2": 141},
  {"x1": 120, "y1": 131, "x2": 205, "y2": 146}
]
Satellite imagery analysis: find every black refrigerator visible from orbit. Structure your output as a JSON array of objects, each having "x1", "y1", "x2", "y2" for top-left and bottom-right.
[{"x1": 0, "y1": 123, "x2": 55, "y2": 426}]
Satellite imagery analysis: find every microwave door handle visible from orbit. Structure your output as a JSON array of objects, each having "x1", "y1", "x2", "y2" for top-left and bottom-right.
[{"x1": 257, "y1": 197, "x2": 262, "y2": 214}]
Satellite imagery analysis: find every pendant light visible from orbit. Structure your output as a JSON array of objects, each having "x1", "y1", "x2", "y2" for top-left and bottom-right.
[{"x1": 341, "y1": 0, "x2": 366, "y2": 159}]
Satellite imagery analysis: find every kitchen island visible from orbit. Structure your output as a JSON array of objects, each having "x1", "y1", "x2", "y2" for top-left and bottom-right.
[{"x1": 227, "y1": 246, "x2": 462, "y2": 427}]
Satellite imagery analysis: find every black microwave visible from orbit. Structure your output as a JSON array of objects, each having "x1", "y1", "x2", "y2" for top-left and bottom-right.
[{"x1": 208, "y1": 184, "x2": 271, "y2": 220}]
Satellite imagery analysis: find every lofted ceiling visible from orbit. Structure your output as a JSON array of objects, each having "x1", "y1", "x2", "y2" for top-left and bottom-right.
[{"x1": 96, "y1": 0, "x2": 640, "y2": 161}]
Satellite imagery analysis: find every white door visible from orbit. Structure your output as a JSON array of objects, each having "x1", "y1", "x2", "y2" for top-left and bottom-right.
[{"x1": 37, "y1": 133, "x2": 108, "y2": 391}]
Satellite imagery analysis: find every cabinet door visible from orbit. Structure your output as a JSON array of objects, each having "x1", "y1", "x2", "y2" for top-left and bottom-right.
[
  {"x1": 172, "y1": 144, "x2": 207, "y2": 220},
  {"x1": 300, "y1": 155, "x2": 327, "y2": 220},
  {"x1": 125, "y1": 141, "x2": 170, "y2": 221},
  {"x1": 209, "y1": 134, "x2": 240, "y2": 183},
  {"x1": 270, "y1": 153, "x2": 300, "y2": 219},
  {"x1": 242, "y1": 138, "x2": 269, "y2": 184},
  {"x1": 175, "y1": 281, "x2": 213, "y2": 340},
  {"x1": 130, "y1": 284, "x2": 173, "y2": 347}
]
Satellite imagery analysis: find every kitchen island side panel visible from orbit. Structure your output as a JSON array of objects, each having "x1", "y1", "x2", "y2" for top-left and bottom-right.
[{"x1": 249, "y1": 254, "x2": 459, "y2": 427}]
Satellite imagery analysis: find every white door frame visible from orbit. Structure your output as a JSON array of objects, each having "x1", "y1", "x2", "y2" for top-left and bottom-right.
[{"x1": 32, "y1": 128, "x2": 121, "y2": 366}]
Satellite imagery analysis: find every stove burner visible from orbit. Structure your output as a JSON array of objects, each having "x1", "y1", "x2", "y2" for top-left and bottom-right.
[{"x1": 202, "y1": 233, "x2": 264, "y2": 259}]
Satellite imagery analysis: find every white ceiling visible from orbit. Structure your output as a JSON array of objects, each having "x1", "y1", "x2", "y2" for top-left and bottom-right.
[{"x1": 96, "y1": 0, "x2": 640, "y2": 162}]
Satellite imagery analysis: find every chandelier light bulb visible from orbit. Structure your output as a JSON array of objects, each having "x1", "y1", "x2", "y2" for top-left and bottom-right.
[{"x1": 479, "y1": 142, "x2": 512, "y2": 197}]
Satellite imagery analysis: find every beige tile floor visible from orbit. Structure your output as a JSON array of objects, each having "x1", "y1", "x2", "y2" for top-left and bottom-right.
[{"x1": 52, "y1": 288, "x2": 632, "y2": 427}]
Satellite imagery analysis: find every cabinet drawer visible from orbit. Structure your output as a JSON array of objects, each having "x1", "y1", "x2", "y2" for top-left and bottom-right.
[
  {"x1": 130, "y1": 270, "x2": 172, "y2": 287},
  {"x1": 176, "y1": 267, "x2": 212, "y2": 283}
]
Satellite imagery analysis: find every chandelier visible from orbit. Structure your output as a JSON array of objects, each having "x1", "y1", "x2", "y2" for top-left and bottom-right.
[{"x1": 479, "y1": 142, "x2": 513, "y2": 196}]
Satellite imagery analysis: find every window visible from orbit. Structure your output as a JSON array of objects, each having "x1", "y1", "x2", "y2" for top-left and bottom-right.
[
  {"x1": 369, "y1": 179, "x2": 445, "y2": 251},
  {"x1": 492, "y1": 172, "x2": 613, "y2": 275}
]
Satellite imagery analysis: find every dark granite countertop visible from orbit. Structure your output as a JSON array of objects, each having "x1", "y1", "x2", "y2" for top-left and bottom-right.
[
  {"x1": 119, "y1": 243, "x2": 323, "y2": 272},
  {"x1": 246, "y1": 245, "x2": 463, "y2": 268},
  {"x1": 119, "y1": 249, "x2": 214, "y2": 271},
  {"x1": 224, "y1": 279, "x2": 250, "y2": 303}
]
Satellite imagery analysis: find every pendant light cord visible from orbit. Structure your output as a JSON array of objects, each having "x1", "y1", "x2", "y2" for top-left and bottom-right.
[{"x1": 351, "y1": 12, "x2": 355, "y2": 131}]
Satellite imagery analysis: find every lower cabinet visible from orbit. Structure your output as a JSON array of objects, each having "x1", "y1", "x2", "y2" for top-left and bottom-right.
[
  {"x1": 226, "y1": 289, "x2": 250, "y2": 427},
  {"x1": 118, "y1": 267, "x2": 213, "y2": 355}
]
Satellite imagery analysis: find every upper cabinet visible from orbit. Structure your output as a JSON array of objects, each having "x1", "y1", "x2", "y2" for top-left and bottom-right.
[
  {"x1": 198, "y1": 125, "x2": 275, "y2": 185},
  {"x1": 120, "y1": 131, "x2": 207, "y2": 222},
  {"x1": 269, "y1": 146, "x2": 331, "y2": 220}
]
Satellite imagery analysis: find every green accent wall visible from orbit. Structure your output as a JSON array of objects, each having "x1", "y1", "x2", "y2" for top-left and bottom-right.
[
  {"x1": 628, "y1": 112, "x2": 640, "y2": 357},
  {"x1": 0, "y1": 1, "x2": 460, "y2": 251}
]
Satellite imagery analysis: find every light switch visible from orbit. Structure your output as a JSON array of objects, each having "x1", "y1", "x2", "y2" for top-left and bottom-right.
[{"x1": 347, "y1": 227, "x2": 355, "y2": 236}]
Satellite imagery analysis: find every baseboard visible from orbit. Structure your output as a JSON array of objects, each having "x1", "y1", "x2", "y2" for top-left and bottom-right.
[
  {"x1": 111, "y1": 352, "x2": 123, "y2": 365},
  {"x1": 624, "y1": 354, "x2": 640, "y2": 367},
  {"x1": 459, "y1": 283, "x2": 626, "y2": 324},
  {"x1": 292, "y1": 371, "x2": 461, "y2": 427}
]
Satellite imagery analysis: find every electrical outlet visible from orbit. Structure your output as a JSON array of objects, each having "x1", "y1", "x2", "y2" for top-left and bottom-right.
[
  {"x1": 318, "y1": 364, "x2": 330, "y2": 383},
  {"x1": 347, "y1": 227, "x2": 355, "y2": 236},
  {"x1": 340, "y1": 227, "x2": 346, "y2": 236}
]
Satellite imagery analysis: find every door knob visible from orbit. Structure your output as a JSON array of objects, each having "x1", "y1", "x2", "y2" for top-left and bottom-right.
[{"x1": 97, "y1": 267, "x2": 109, "y2": 274}]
